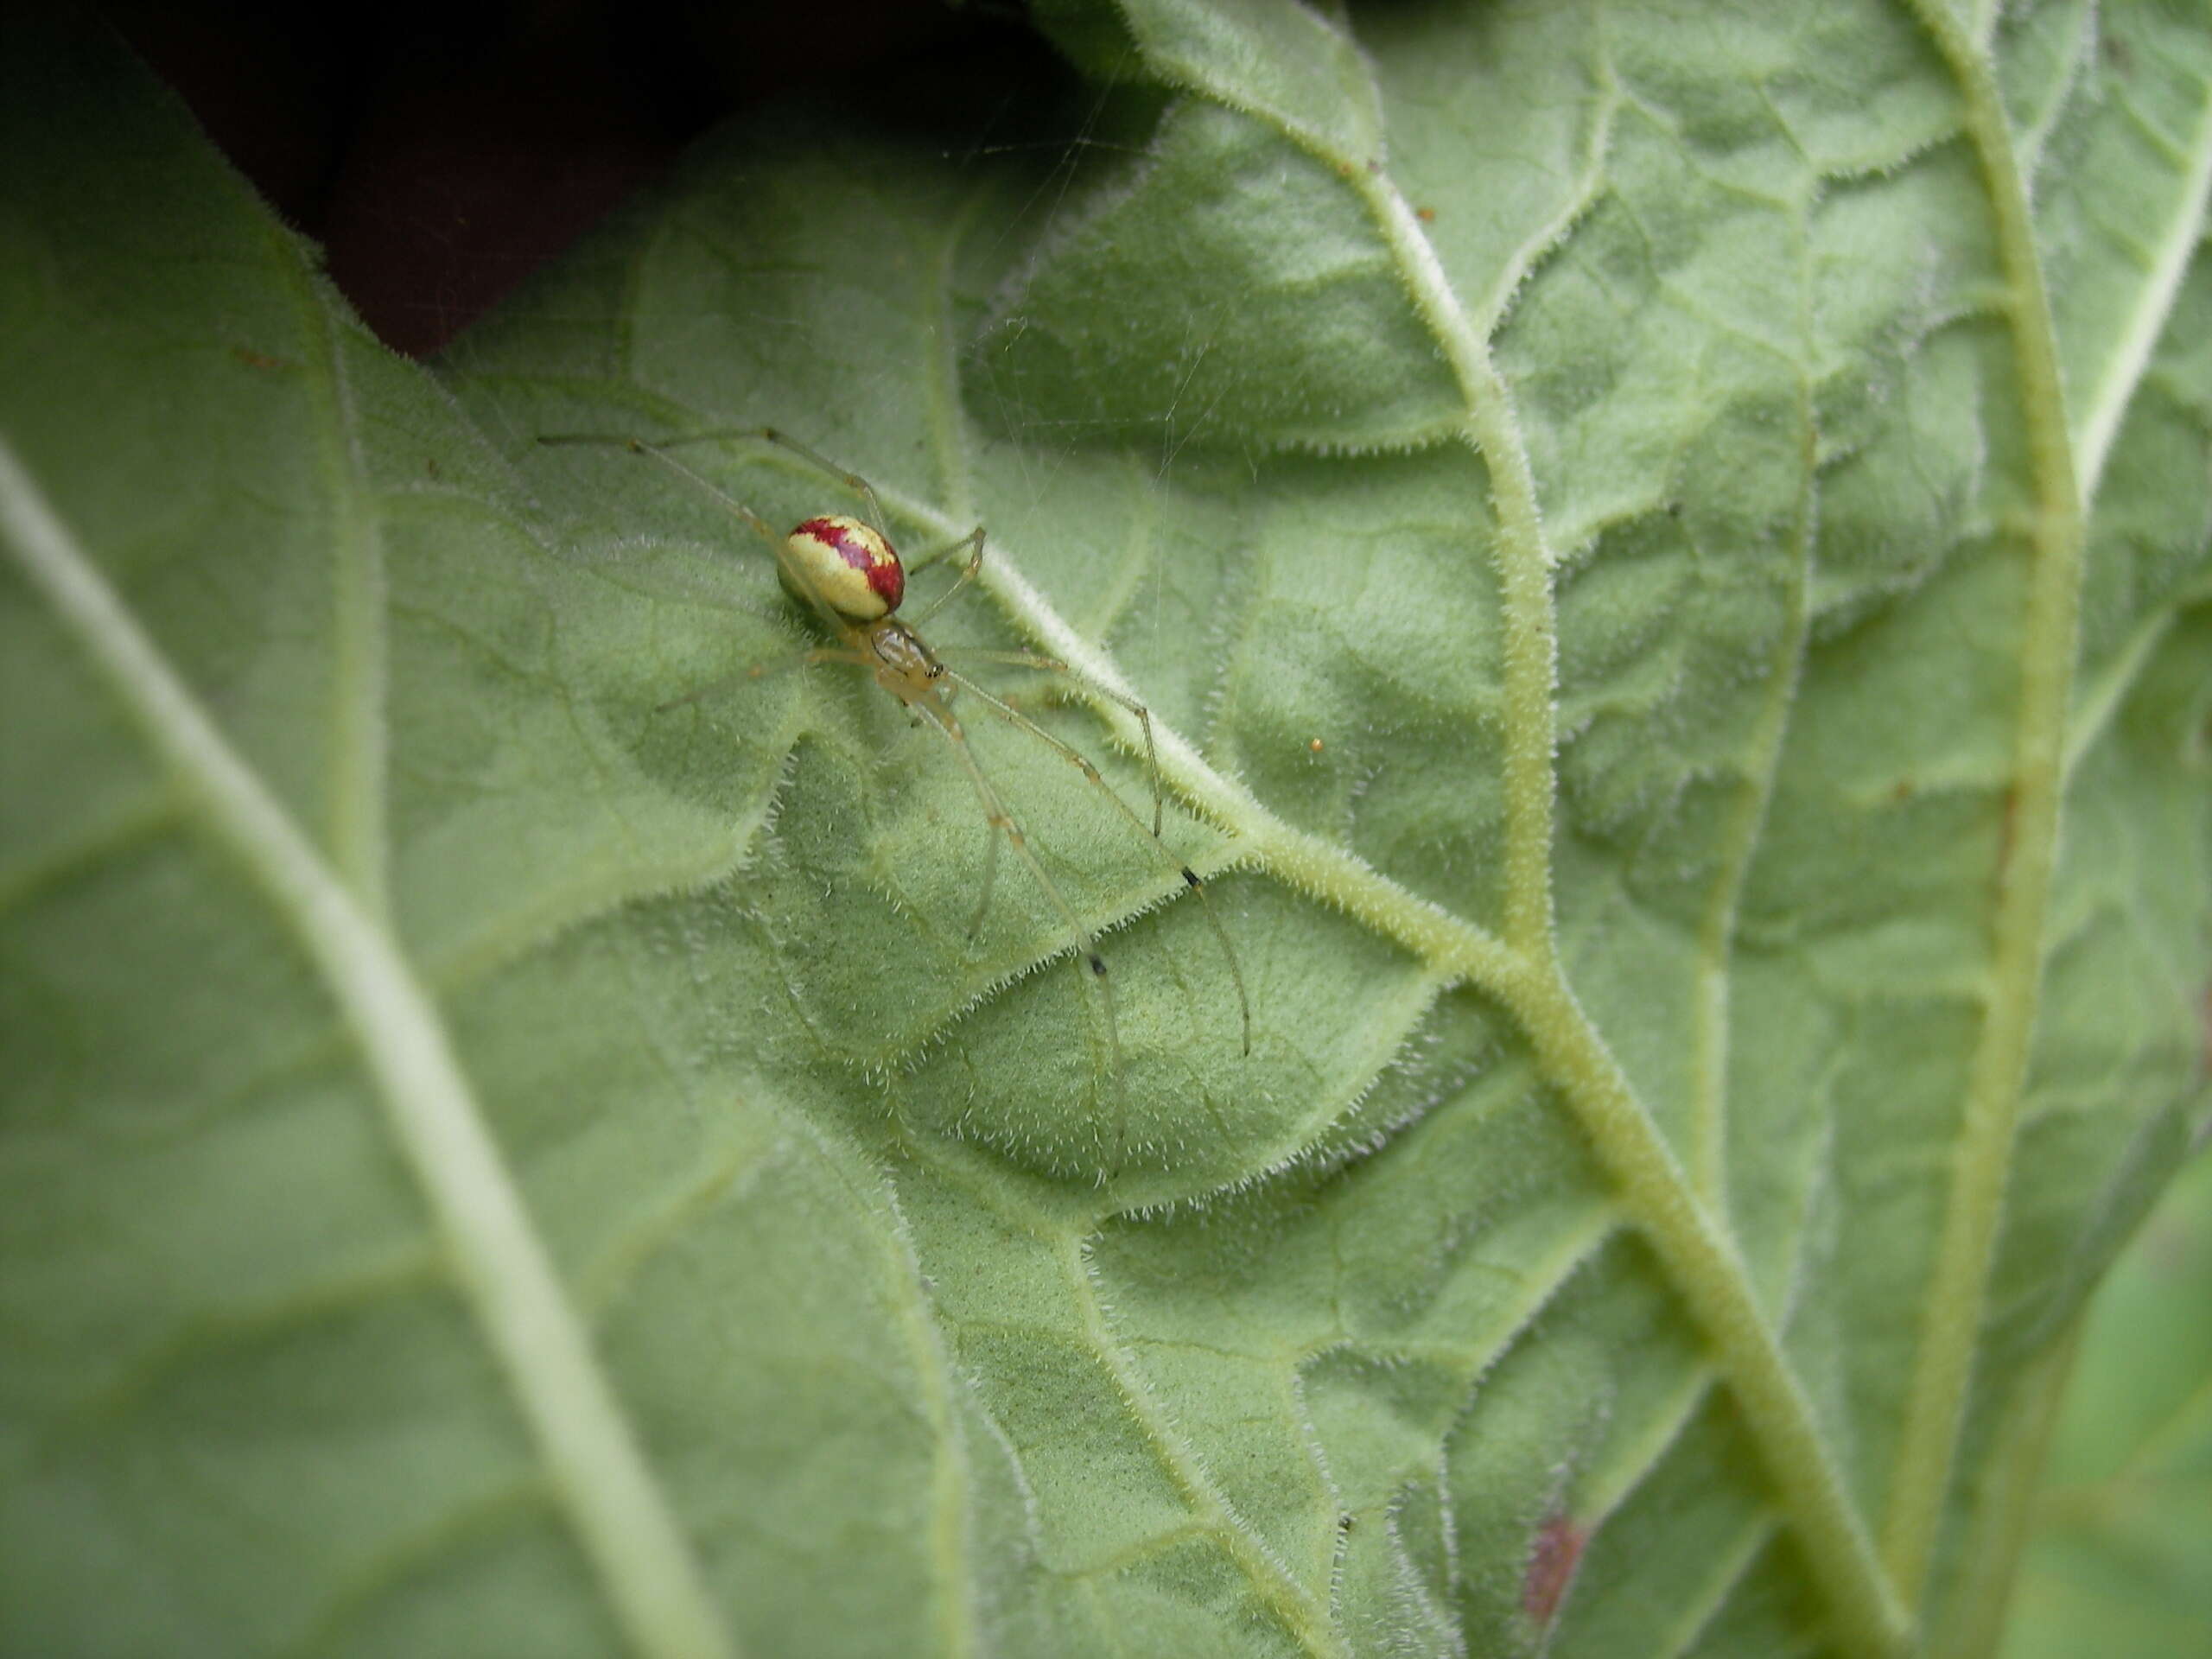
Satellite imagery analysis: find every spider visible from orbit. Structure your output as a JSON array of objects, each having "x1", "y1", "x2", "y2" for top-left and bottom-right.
[{"x1": 537, "y1": 426, "x2": 1251, "y2": 1145}]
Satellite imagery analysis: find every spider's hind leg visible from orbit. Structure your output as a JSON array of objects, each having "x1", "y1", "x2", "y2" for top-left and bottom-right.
[
  {"x1": 909, "y1": 696, "x2": 1128, "y2": 1158},
  {"x1": 937, "y1": 663, "x2": 1254, "y2": 1056},
  {"x1": 654, "y1": 645, "x2": 861, "y2": 713}
]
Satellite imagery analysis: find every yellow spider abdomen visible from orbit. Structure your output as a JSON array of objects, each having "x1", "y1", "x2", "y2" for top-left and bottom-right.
[{"x1": 785, "y1": 513, "x2": 903, "y2": 620}]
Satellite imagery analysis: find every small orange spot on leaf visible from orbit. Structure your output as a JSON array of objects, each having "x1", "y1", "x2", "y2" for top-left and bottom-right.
[
  {"x1": 230, "y1": 346, "x2": 295, "y2": 372},
  {"x1": 1523, "y1": 1512, "x2": 1586, "y2": 1624},
  {"x1": 1415, "y1": 206, "x2": 1437, "y2": 222}
]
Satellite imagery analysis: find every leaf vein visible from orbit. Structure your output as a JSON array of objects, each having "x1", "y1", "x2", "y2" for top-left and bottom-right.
[
  {"x1": 980, "y1": 23, "x2": 1909, "y2": 1643},
  {"x1": 1065, "y1": 1231, "x2": 1349, "y2": 1657},
  {"x1": 1881, "y1": 0, "x2": 2091, "y2": 1612},
  {"x1": 2075, "y1": 75, "x2": 2212, "y2": 501},
  {"x1": 0, "y1": 441, "x2": 738, "y2": 1659}
]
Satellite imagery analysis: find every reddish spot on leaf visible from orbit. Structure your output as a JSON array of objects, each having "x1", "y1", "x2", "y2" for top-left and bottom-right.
[{"x1": 1522, "y1": 1512, "x2": 1586, "y2": 1624}]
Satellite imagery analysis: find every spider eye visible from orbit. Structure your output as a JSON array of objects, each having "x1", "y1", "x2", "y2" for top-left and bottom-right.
[{"x1": 785, "y1": 514, "x2": 902, "y2": 620}]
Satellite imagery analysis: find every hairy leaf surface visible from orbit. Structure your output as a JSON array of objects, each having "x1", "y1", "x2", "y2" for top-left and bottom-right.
[{"x1": 3, "y1": 4, "x2": 2209, "y2": 1657}]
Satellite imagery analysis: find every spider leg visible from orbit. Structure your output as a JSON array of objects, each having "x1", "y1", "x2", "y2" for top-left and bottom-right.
[
  {"x1": 934, "y1": 648, "x2": 1164, "y2": 835},
  {"x1": 653, "y1": 646, "x2": 861, "y2": 713},
  {"x1": 903, "y1": 526, "x2": 988, "y2": 624},
  {"x1": 753, "y1": 426, "x2": 891, "y2": 539},
  {"x1": 940, "y1": 667, "x2": 1252, "y2": 1055},
  {"x1": 544, "y1": 424, "x2": 893, "y2": 538},
  {"x1": 537, "y1": 432, "x2": 864, "y2": 639},
  {"x1": 968, "y1": 798, "x2": 1002, "y2": 941},
  {"x1": 909, "y1": 696, "x2": 1128, "y2": 1152},
  {"x1": 538, "y1": 432, "x2": 783, "y2": 547}
]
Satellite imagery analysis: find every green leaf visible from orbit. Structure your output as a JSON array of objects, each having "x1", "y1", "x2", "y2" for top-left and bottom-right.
[
  {"x1": 1997, "y1": 1141, "x2": 2212, "y2": 1658},
  {"x1": 3, "y1": 4, "x2": 2209, "y2": 1657}
]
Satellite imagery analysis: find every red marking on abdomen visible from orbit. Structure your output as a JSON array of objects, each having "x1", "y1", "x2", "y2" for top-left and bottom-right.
[{"x1": 797, "y1": 516, "x2": 903, "y2": 610}]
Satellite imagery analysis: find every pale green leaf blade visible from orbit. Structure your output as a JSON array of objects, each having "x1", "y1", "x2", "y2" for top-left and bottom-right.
[
  {"x1": 0, "y1": 24, "x2": 961, "y2": 1659},
  {"x1": 1999, "y1": 1141, "x2": 2212, "y2": 1656},
  {"x1": 3, "y1": 4, "x2": 2210, "y2": 1659}
]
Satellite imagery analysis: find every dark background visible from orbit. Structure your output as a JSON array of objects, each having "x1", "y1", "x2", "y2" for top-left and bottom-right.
[{"x1": 102, "y1": 2, "x2": 1029, "y2": 356}]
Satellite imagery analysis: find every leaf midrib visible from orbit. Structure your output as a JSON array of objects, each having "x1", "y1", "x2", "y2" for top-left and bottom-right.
[
  {"x1": 415, "y1": 9, "x2": 2192, "y2": 1648},
  {"x1": 912, "y1": 17, "x2": 1910, "y2": 1649},
  {"x1": 1879, "y1": 0, "x2": 2091, "y2": 1611},
  {"x1": 0, "y1": 439, "x2": 737, "y2": 1659}
]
